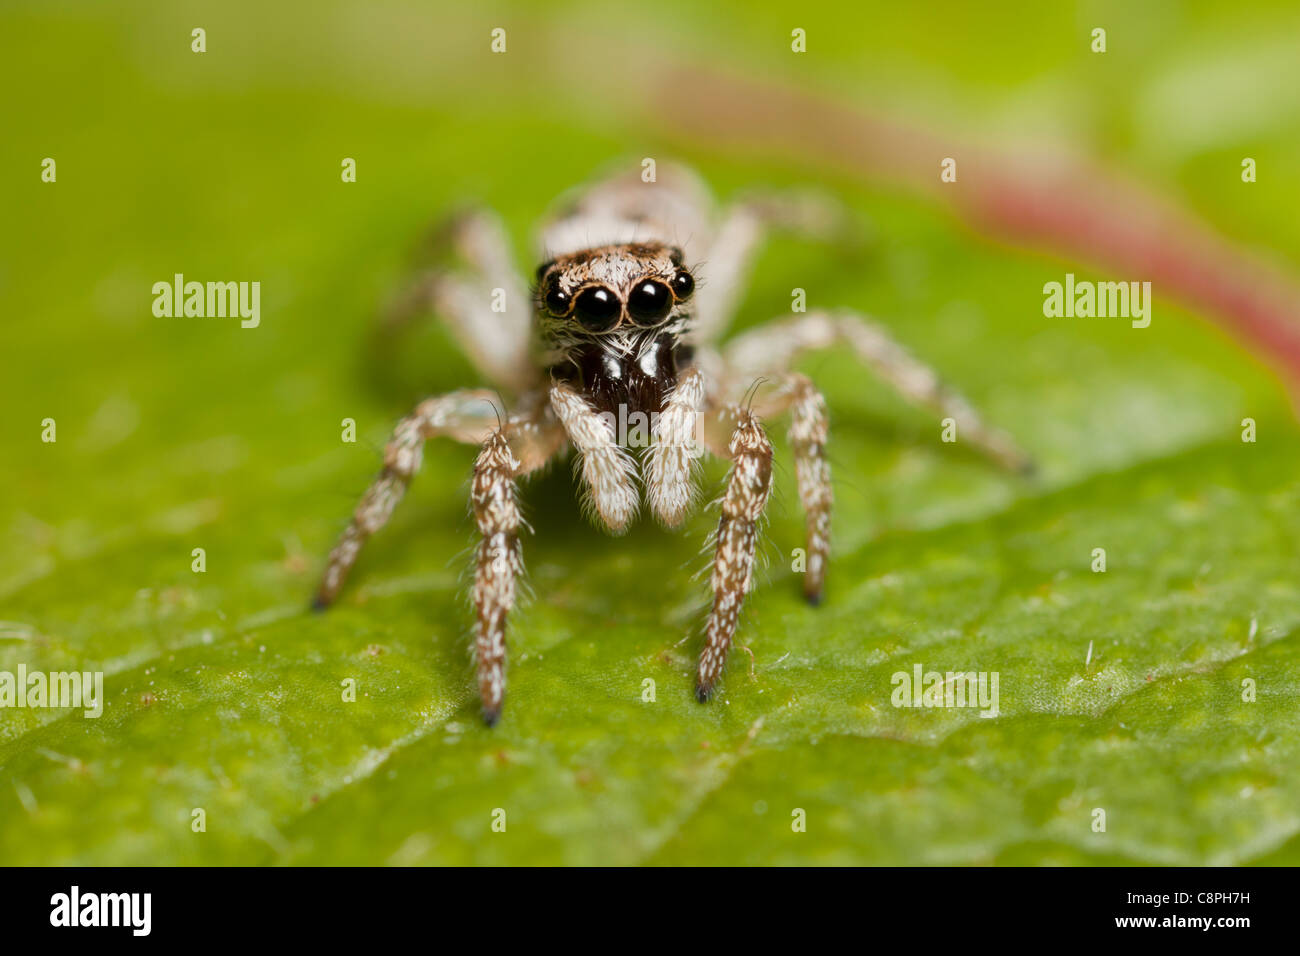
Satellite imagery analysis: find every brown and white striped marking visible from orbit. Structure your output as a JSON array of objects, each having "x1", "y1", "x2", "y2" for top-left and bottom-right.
[
  {"x1": 788, "y1": 379, "x2": 832, "y2": 603},
  {"x1": 471, "y1": 431, "x2": 523, "y2": 725},
  {"x1": 696, "y1": 410, "x2": 773, "y2": 701},
  {"x1": 314, "y1": 389, "x2": 502, "y2": 609},
  {"x1": 745, "y1": 374, "x2": 832, "y2": 604}
]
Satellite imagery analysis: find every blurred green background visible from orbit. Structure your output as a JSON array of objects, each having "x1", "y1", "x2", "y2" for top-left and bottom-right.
[{"x1": 2, "y1": 0, "x2": 1299, "y2": 865}]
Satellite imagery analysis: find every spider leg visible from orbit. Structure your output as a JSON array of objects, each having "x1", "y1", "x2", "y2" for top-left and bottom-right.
[
  {"x1": 548, "y1": 381, "x2": 639, "y2": 533},
  {"x1": 470, "y1": 412, "x2": 566, "y2": 725},
  {"x1": 694, "y1": 404, "x2": 774, "y2": 701},
  {"x1": 539, "y1": 161, "x2": 714, "y2": 261},
  {"x1": 644, "y1": 366, "x2": 708, "y2": 528},
  {"x1": 313, "y1": 389, "x2": 514, "y2": 609},
  {"x1": 724, "y1": 310, "x2": 1034, "y2": 474},
  {"x1": 690, "y1": 189, "x2": 850, "y2": 346},
  {"x1": 740, "y1": 373, "x2": 832, "y2": 604},
  {"x1": 377, "y1": 207, "x2": 537, "y2": 392}
]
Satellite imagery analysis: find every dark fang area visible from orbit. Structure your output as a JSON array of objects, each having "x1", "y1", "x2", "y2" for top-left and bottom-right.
[{"x1": 553, "y1": 336, "x2": 684, "y2": 418}]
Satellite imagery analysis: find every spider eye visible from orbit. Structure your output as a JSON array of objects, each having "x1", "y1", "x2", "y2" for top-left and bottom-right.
[
  {"x1": 573, "y1": 286, "x2": 620, "y2": 331},
  {"x1": 544, "y1": 285, "x2": 570, "y2": 316},
  {"x1": 671, "y1": 270, "x2": 694, "y2": 299},
  {"x1": 627, "y1": 280, "x2": 672, "y2": 327}
]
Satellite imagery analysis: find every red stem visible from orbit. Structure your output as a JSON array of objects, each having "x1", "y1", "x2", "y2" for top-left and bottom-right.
[{"x1": 658, "y1": 66, "x2": 1300, "y2": 399}]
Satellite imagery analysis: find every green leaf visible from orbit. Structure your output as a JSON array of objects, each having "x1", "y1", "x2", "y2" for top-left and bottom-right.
[{"x1": 2, "y1": 0, "x2": 1299, "y2": 866}]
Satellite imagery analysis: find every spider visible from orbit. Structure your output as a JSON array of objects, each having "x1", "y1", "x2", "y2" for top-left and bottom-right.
[{"x1": 312, "y1": 163, "x2": 1032, "y2": 725}]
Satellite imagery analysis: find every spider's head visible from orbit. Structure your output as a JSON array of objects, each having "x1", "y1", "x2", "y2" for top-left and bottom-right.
[{"x1": 533, "y1": 242, "x2": 696, "y2": 349}]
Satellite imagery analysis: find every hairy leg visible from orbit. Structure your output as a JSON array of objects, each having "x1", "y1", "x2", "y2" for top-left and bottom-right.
[
  {"x1": 316, "y1": 388, "x2": 562, "y2": 723},
  {"x1": 470, "y1": 432, "x2": 518, "y2": 724},
  {"x1": 548, "y1": 381, "x2": 640, "y2": 533},
  {"x1": 695, "y1": 406, "x2": 774, "y2": 701},
  {"x1": 742, "y1": 373, "x2": 832, "y2": 604},
  {"x1": 724, "y1": 309, "x2": 1034, "y2": 474},
  {"x1": 470, "y1": 400, "x2": 570, "y2": 724},
  {"x1": 314, "y1": 390, "x2": 506, "y2": 608},
  {"x1": 468, "y1": 413, "x2": 568, "y2": 725},
  {"x1": 378, "y1": 207, "x2": 536, "y2": 392},
  {"x1": 469, "y1": 404, "x2": 568, "y2": 724},
  {"x1": 644, "y1": 365, "x2": 708, "y2": 528},
  {"x1": 690, "y1": 190, "x2": 849, "y2": 346}
]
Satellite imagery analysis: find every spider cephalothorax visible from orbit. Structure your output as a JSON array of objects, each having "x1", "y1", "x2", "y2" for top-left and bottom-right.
[
  {"x1": 313, "y1": 164, "x2": 1032, "y2": 725},
  {"x1": 537, "y1": 242, "x2": 697, "y2": 418}
]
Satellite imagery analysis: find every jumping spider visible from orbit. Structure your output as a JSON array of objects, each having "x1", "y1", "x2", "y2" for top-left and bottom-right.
[{"x1": 313, "y1": 164, "x2": 1032, "y2": 725}]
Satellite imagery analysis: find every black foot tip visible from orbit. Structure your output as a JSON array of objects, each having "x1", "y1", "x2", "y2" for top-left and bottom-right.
[
  {"x1": 804, "y1": 589, "x2": 824, "y2": 607},
  {"x1": 310, "y1": 596, "x2": 330, "y2": 614},
  {"x1": 482, "y1": 708, "x2": 501, "y2": 728},
  {"x1": 695, "y1": 684, "x2": 713, "y2": 704}
]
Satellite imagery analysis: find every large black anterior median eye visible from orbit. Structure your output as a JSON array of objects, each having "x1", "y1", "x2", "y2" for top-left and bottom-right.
[
  {"x1": 627, "y1": 279, "x2": 672, "y2": 326},
  {"x1": 573, "y1": 286, "x2": 621, "y2": 331}
]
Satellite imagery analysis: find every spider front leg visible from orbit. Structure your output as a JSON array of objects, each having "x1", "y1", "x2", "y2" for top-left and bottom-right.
[
  {"x1": 695, "y1": 405, "x2": 774, "y2": 701},
  {"x1": 468, "y1": 407, "x2": 567, "y2": 724},
  {"x1": 313, "y1": 389, "x2": 504, "y2": 609},
  {"x1": 470, "y1": 431, "x2": 526, "y2": 725},
  {"x1": 316, "y1": 389, "x2": 563, "y2": 725}
]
